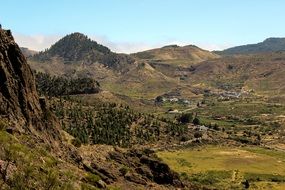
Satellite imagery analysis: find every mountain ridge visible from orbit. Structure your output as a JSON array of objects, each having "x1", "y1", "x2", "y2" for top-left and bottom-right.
[
  {"x1": 133, "y1": 44, "x2": 219, "y2": 62},
  {"x1": 216, "y1": 37, "x2": 285, "y2": 55}
]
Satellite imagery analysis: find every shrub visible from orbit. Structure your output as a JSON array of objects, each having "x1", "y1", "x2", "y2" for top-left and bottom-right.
[
  {"x1": 0, "y1": 120, "x2": 8, "y2": 130},
  {"x1": 71, "y1": 138, "x2": 82, "y2": 148},
  {"x1": 178, "y1": 113, "x2": 193, "y2": 124},
  {"x1": 193, "y1": 118, "x2": 200, "y2": 125},
  {"x1": 84, "y1": 173, "x2": 101, "y2": 186},
  {"x1": 119, "y1": 166, "x2": 130, "y2": 176},
  {"x1": 194, "y1": 132, "x2": 203, "y2": 139}
]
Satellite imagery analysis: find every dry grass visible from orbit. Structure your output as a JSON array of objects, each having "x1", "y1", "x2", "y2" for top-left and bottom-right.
[{"x1": 157, "y1": 145, "x2": 285, "y2": 189}]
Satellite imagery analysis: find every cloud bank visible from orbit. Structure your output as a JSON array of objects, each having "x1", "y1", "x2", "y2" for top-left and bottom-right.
[
  {"x1": 13, "y1": 33, "x2": 231, "y2": 54},
  {"x1": 14, "y1": 33, "x2": 63, "y2": 52}
]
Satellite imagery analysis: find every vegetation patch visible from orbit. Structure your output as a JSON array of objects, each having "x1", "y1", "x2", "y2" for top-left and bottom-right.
[{"x1": 157, "y1": 145, "x2": 285, "y2": 189}]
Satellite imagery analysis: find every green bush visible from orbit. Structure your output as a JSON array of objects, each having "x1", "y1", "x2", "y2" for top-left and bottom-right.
[
  {"x1": 84, "y1": 173, "x2": 101, "y2": 186},
  {"x1": 244, "y1": 173, "x2": 285, "y2": 182},
  {"x1": 193, "y1": 117, "x2": 200, "y2": 125},
  {"x1": 178, "y1": 113, "x2": 193, "y2": 124},
  {"x1": 0, "y1": 119, "x2": 8, "y2": 130}
]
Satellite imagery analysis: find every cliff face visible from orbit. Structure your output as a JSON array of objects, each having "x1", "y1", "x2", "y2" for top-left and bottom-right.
[{"x1": 0, "y1": 29, "x2": 44, "y2": 129}]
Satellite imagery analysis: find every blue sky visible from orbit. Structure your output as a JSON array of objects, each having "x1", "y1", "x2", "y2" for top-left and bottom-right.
[{"x1": 1, "y1": 0, "x2": 284, "y2": 53}]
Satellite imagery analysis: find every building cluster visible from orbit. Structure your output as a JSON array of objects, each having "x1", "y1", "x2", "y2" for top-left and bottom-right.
[{"x1": 156, "y1": 96, "x2": 191, "y2": 105}]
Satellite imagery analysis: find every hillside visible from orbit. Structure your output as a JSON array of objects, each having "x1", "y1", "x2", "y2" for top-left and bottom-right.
[
  {"x1": 131, "y1": 45, "x2": 220, "y2": 85},
  {"x1": 183, "y1": 52, "x2": 285, "y2": 99},
  {"x1": 133, "y1": 44, "x2": 219, "y2": 64},
  {"x1": 102, "y1": 62, "x2": 180, "y2": 99},
  {"x1": 217, "y1": 37, "x2": 285, "y2": 55},
  {"x1": 28, "y1": 34, "x2": 285, "y2": 102}
]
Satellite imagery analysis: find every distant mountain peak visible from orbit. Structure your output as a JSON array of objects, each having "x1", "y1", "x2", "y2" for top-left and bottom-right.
[
  {"x1": 44, "y1": 32, "x2": 111, "y2": 61},
  {"x1": 133, "y1": 44, "x2": 219, "y2": 61},
  {"x1": 263, "y1": 37, "x2": 285, "y2": 43},
  {"x1": 32, "y1": 32, "x2": 111, "y2": 62},
  {"x1": 218, "y1": 37, "x2": 285, "y2": 55},
  {"x1": 30, "y1": 32, "x2": 134, "y2": 69}
]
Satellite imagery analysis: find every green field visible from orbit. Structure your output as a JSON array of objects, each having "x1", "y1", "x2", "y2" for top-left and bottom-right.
[{"x1": 157, "y1": 146, "x2": 285, "y2": 189}]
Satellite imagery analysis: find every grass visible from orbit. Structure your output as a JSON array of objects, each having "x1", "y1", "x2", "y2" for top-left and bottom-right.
[
  {"x1": 0, "y1": 130, "x2": 81, "y2": 189},
  {"x1": 191, "y1": 98, "x2": 285, "y2": 141},
  {"x1": 157, "y1": 145, "x2": 285, "y2": 189},
  {"x1": 196, "y1": 99, "x2": 285, "y2": 120}
]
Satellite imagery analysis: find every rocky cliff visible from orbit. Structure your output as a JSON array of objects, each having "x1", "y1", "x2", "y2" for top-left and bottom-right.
[{"x1": 0, "y1": 29, "x2": 58, "y2": 135}]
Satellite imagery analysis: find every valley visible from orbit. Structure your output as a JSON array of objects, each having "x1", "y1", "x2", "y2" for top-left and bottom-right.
[
  {"x1": 1, "y1": 22, "x2": 285, "y2": 189},
  {"x1": 25, "y1": 31, "x2": 285, "y2": 189}
]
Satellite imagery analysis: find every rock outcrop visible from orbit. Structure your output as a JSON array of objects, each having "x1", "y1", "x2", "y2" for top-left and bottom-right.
[
  {"x1": 108, "y1": 149, "x2": 185, "y2": 188},
  {"x1": 0, "y1": 29, "x2": 58, "y2": 136}
]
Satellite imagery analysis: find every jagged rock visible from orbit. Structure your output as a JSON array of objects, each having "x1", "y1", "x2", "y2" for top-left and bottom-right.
[
  {"x1": 135, "y1": 166, "x2": 153, "y2": 180},
  {"x1": 83, "y1": 163, "x2": 110, "y2": 183},
  {"x1": 0, "y1": 29, "x2": 41, "y2": 124},
  {"x1": 90, "y1": 162, "x2": 117, "y2": 181},
  {"x1": 108, "y1": 149, "x2": 184, "y2": 188},
  {"x1": 0, "y1": 29, "x2": 60, "y2": 139},
  {"x1": 39, "y1": 96, "x2": 48, "y2": 111},
  {"x1": 0, "y1": 159, "x2": 16, "y2": 181},
  {"x1": 69, "y1": 149, "x2": 82, "y2": 164},
  {"x1": 96, "y1": 179, "x2": 107, "y2": 189},
  {"x1": 140, "y1": 155, "x2": 184, "y2": 187},
  {"x1": 5, "y1": 128, "x2": 13, "y2": 134},
  {"x1": 125, "y1": 172, "x2": 147, "y2": 185},
  {"x1": 108, "y1": 151, "x2": 127, "y2": 165}
]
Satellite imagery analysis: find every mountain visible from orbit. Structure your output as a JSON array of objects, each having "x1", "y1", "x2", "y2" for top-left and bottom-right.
[
  {"x1": 133, "y1": 44, "x2": 219, "y2": 63},
  {"x1": 31, "y1": 32, "x2": 134, "y2": 69},
  {"x1": 20, "y1": 47, "x2": 38, "y2": 57},
  {"x1": 217, "y1": 37, "x2": 285, "y2": 55},
  {"x1": 28, "y1": 33, "x2": 285, "y2": 101}
]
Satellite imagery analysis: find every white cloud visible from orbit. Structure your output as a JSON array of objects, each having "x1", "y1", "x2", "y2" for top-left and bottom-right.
[
  {"x1": 14, "y1": 33, "x2": 63, "y2": 52},
  {"x1": 89, "y1": 36, "x2": 153, "y2": 53},
  {"x1": 196, "y1": 43, "x2": 233, "y2": 51},
  {"x1": 13, "y1": 33, "x2": 232, "y2": 53}
]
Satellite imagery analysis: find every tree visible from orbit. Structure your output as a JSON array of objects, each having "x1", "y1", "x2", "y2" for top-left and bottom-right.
[
  {"x1": 194, "y1": 132, "x2": 203, "y2": 139},
  {"x1": 155, "y1": 96, "x2": 164, "y2": 103},
  {"x1": 193, "y1": 117, "x2": 200, "y2": 125},
  {"x1": 178, "y1": 113, "x2": 193, "y2": 124}
]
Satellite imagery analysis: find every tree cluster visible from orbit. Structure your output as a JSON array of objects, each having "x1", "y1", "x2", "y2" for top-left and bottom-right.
[
  {"x1": 35, "y1": 72, "x2": 100, "y2": 97},
  {"x1": 51, "y1": 100, "x2": 187, "y2": 147}
]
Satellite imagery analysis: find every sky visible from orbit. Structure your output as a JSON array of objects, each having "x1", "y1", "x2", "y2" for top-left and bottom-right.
[{"x1": 1, "y1": 0, "x2": 284, "y2": 53}]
